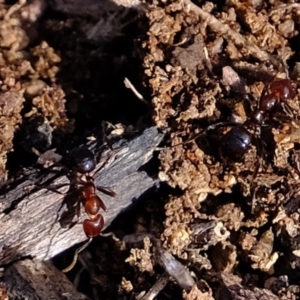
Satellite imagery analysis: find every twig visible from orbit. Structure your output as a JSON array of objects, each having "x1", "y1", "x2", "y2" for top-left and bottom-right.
[
  {"x1": 5, "y1": 0, "x2": 27, "y2": 20},
  {"x1": 182, "y1": 0, "x2": 283, "y2": 69},
  {"x1": 269, "y1": 3, "x2": 300, "y2": 16},
  {"x1": 124, "y1": 233, "x2": 195, "y2": 291},
  {"x1": 124, "y1": 77, "x2": 151, "y2": 107},
  {"x1": 140, "y1": 272, "x2": 169, "y2": 300}
]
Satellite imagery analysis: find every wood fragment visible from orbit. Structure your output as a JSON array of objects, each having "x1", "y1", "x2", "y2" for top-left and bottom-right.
[
  {"x1": 0, "y1": 127, "x2": 164, "y2": 265},
  {"x1": 221, "y1": 272, "x2": 279, "y2": 300},
  {"x1": 183, "y1": 0, "x2": 283, "y2": 68},
  {"x1": 3, "y1": 259, "x2": 89, "y2": 300},
  {"x1": 139, "y1": 272, "x2": 169, "y2": 300}
]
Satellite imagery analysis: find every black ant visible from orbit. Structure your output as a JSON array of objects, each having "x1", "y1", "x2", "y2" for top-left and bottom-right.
[
  {"x1": 218, "y1": 78, "x2": 296, "y2": 162},
  {"x1": 62, "y1": 147, "x2": 116, "y2": 272}
]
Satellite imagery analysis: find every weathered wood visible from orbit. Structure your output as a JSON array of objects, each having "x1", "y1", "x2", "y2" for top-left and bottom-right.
[
  {"x1": 0, "y1": 127, "x2": 164, "y2": 265},
  {"x1": 2, "y1": 259, "x2": 89, "y2": 300}
]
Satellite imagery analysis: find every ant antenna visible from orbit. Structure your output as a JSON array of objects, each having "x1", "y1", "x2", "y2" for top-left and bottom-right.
[{"x1": 62, "y1": 237, "x2": 93, "y2": 273}]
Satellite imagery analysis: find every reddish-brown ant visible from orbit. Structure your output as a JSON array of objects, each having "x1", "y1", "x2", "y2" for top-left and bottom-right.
[{"x1": 62, "y1": 147, "x2": 116, "y2": 272}]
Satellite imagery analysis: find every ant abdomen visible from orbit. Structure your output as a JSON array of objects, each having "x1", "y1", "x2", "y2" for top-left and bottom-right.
[
  {"x1": 83, "y1": 214, "x2": 105, "y2": 238},
  {"x1": 219, "y1": 126, "x2": 252, "y2": 161}
]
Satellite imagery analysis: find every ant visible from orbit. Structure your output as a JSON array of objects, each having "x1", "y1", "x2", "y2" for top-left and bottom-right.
[
  {"x1": 218, "y1": 78, "x2": 296, "y2": 162},
  {"x1": 62, "y1": 146, "x2": 116, "y2": 272},
  {"x1": 179, "y1": 78, "x2": 296, "y2": 164}
]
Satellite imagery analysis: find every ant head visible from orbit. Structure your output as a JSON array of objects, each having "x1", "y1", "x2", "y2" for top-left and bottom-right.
[
  {"x1": 70, "y1": 147, "x2": 96, "y2": 174},
  {"x1": 269, "y1": 78, "x2": 295, "y2": 100}
]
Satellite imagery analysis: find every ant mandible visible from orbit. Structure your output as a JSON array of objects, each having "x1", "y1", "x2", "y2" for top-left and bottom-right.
[
  {"x1": 218, "y1": 78, "x2": 296, "y2": 162},
  {"x1": 62, "y1": 147, "x2": 116, "y2": 272}
]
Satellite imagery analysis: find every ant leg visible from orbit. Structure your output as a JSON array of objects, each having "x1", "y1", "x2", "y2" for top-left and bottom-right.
[
  {"x1": 172, "y1": 121, "x2": 241, "y2": 148},
  {"x1": 101, "y1": 231, "x2": 121, "y2": 242},
  {"x1": 99, "y1": 120, "x2": 114, "y2": 150},
  {"x1": 62, "y1": 238, "x2": 93, "y2": 273},
  {"x1": 281, "y1": 102, "x2": 295, "y2": 119},
  {"x1": 251, "y1": 186, "x2": 260, "y2": 214},
  {"x1": 250, "y1": 135, "x2": 264, "y2": 209},
  {"x1": 251, "y1": 133, "x2": 265, "y2": 182},
  {"x1": 96, "y1": 186, "x2": 116, "y2": 198},
  {"x1": 201, "y1": 121, "x2": 241, "y2": 132},
  {"x1": 43, "y1": 184, "x2": 68, "y2": 195},
  {"x1": 76, "y1": 196, "x2": 82, "y2": 219},
  {"x1": 97, "y1": 153, "x2": 114, "y2": 173},
  {"x1": 98, "y1": 198, "x2": 107, "y2": 211},
  {"x1": 24, "y1": 182, "x2": 69, "y2": 195}
]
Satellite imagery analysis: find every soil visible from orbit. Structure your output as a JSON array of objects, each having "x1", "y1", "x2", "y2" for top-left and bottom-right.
[{"x1": 1, "y1": 0, "x2": 300, "y2": 299}]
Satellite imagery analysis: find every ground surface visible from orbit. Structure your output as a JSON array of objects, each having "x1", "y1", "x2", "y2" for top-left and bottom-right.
[{"x1": 1, "y1": 0, "x2": 300, "y2": 299}]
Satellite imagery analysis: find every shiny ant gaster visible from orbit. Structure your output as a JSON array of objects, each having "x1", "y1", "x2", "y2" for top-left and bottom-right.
[{"x1": 62, "y1": 147, "x2": 116, "y2": 272}]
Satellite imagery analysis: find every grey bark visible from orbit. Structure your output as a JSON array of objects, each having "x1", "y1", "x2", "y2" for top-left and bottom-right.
[
  {"x1": 0, "y1": 127, "x2": 163, "y2": 300},
  {"x1": 0, "y1": 127, "x2": 164, "y2": 264}
]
